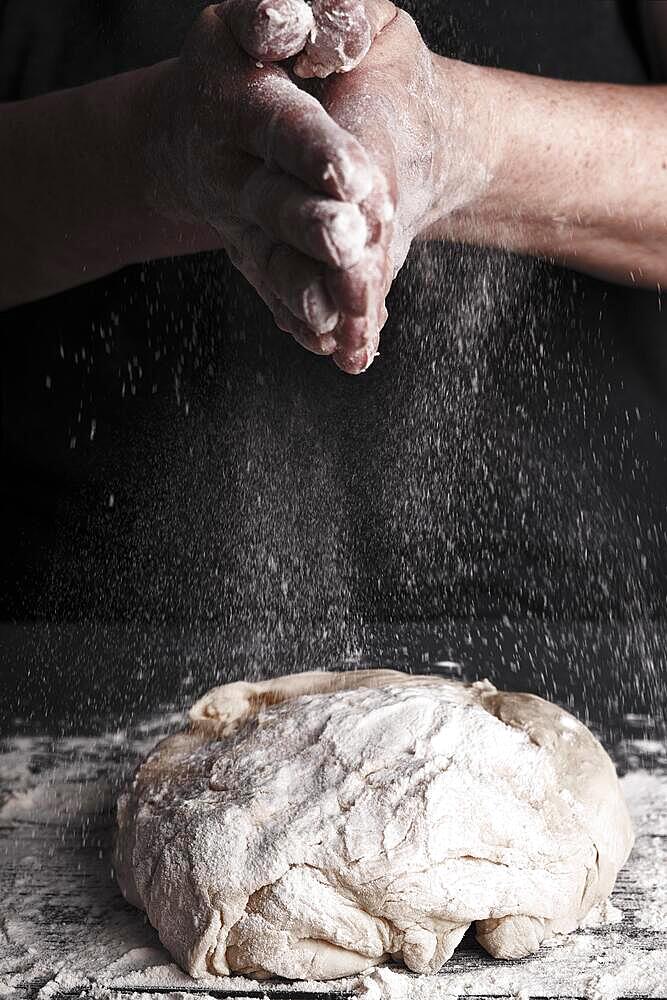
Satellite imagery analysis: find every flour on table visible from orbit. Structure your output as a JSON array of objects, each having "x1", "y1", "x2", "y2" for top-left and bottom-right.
[
  {"x1": 114, "y1": 669, "x2": 634, "y2": 982},
  {"x1": 579, "y1": 898, "x2": 624, "y2": 928}
]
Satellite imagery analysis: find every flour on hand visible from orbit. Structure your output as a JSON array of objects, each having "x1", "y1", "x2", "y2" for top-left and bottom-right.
[{"x1": 114, "y1": 670, "x2": 634, "y2": 981}]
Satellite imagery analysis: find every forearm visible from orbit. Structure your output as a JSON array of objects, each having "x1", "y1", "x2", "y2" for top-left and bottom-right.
[
  {"x1": 427, "y1": 57, "x2": 667, "y2": 288},
  {"x1": 0, "y1": 65, "x2": 218, "y2": 310}
]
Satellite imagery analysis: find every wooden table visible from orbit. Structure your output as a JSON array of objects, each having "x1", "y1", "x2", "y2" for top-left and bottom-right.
[{"x1": 1, "y1": 710, "x2": 665, "y2": 1000}]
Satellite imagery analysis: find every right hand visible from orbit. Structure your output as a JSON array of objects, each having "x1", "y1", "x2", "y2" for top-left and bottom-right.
[{"x1": 146, "y1": 0, "x2": 388, "y2": 360}]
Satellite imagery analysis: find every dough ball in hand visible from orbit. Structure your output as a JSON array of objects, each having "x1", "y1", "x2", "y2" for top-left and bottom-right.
[{"x1": 114, "y1": 670, "x2": 634, "y2": 981}]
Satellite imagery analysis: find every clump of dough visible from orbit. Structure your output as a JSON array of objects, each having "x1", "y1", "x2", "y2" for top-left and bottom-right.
[{"x1": 115, "y1": 670, "x2": 633, "y2": 981}]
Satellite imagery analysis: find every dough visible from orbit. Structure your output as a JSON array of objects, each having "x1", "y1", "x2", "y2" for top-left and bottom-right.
[{"x1": 115, "y1": 670, "x2": 634, "y2": 981}]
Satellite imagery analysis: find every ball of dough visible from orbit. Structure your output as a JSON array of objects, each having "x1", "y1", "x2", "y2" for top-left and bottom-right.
[{"x1": 114, "y1": 670, "x2": 633, "y2": 981}]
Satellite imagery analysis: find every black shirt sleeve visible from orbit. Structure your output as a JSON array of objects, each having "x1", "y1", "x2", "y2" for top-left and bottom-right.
[{"x1": 619, "y1": 0, "x2": 654, "y2": 79}]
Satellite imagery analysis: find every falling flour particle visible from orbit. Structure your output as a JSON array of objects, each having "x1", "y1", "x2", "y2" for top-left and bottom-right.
[{"x1": 115, "y1": 669, "x2": 633, "y2": 981}]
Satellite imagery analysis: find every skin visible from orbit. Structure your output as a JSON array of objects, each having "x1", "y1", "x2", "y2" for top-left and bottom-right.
[{"x1": 2, "y1": 0, "x2": 667, "y2": 374}]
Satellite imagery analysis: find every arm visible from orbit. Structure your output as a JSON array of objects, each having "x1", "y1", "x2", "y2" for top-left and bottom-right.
[
  {"x1": 0, "y1": 66, "x2": 217, "y2": 309},
  {"x1": 431, "y1": 61, "x2": 667, "y2": 288}
]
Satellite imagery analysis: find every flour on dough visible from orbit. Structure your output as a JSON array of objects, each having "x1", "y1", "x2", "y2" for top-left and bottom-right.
[{"x1": 114, "y1": 670, "x2": 634, "y2": 981}]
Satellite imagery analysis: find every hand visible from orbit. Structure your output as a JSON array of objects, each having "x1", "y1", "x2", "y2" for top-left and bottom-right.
[
  {"x1": 146, "y1": 1, "x2": 387, "y2": 357},
  {"x1": 313, "y1": 6, "x2": 494, "y2": 371}
]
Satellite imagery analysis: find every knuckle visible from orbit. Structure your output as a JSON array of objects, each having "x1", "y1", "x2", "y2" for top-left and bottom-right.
[{"x1": 396, "y1": 9, "x2": 420, "y2": 40}]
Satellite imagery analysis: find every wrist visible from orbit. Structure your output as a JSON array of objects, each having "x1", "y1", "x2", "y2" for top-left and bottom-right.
[
  {"x1": 425, "y1": 54, "x2": 506, "y2": 234},
  {"x1": 91, "y1": 62, "x2": 221, "y2": 263},
  {"x1": 138, "y1": 60, "x2": 199, "y2": 226}
]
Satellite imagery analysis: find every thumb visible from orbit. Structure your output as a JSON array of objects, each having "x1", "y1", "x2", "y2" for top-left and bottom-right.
[
  {"x1": 218, "y1": 0, "x2": 314, "y2": 61},
  {"x1": 293, "y1": 0, "x2": 397, "y2": 78}
]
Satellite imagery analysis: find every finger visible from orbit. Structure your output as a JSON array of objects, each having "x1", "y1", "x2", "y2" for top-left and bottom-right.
[
  {"x1": 338, "y1": 292, "x2": 389, "y2": 367},
  {"x1": 325, "y1": 185, "x2": 393, "y2": 374},
  {"x1": 293, "y1": 0, "x2": 397, "y2": 78},
  {"x1": 294, "y1": 0, "x2": 370, "y2": 78},
  {"x1": 239, "y1": 164, "x2": 368, "y2": 268},
  {"x1": 245, "y1": 75, "x2": 375, "y2": 202},
  {"x1": 325, "y1": 240, "x2": 387, "y2": 316},
  {"x1": 266, "y1": 246, "x2": 340, "y2": 333},
  {"x1": 271, "y1": 299, "x2": 339, "y2": 354},
  {"x1": 240, "y1": 225, "x2": 340, "y2": 333},
  {"x1": 324, "y1": 167, "x2": 394, "y2": 314},
  {"x1": 329, "y1": 239, "x2": 391, "y2": 373},
  {"x1": 224, "y1": 227, "x2": 338, "y2": 350},
  {"x1": 225, "y1": 0, "x2": 314, "y2": 61},
  {"x1": 325, "y1": 261, "x2": 370, "y2": 317},
  {"x1": 334, "y1": 270, "x2": 389, "y2": 348},
  {"x1": 331, "y1": 288, "x2": 385, "y2": 371},
  {"x1": 203, "y1": 8, "x2": 374, "y2": 201},
  {"x1": 333, "y1": 328, "x2": 381, "y2": 374}
]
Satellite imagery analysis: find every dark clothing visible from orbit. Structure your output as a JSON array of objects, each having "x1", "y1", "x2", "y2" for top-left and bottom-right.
[{"x1": 1, "y1": 1, "x2": 666, "y2": 664}]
